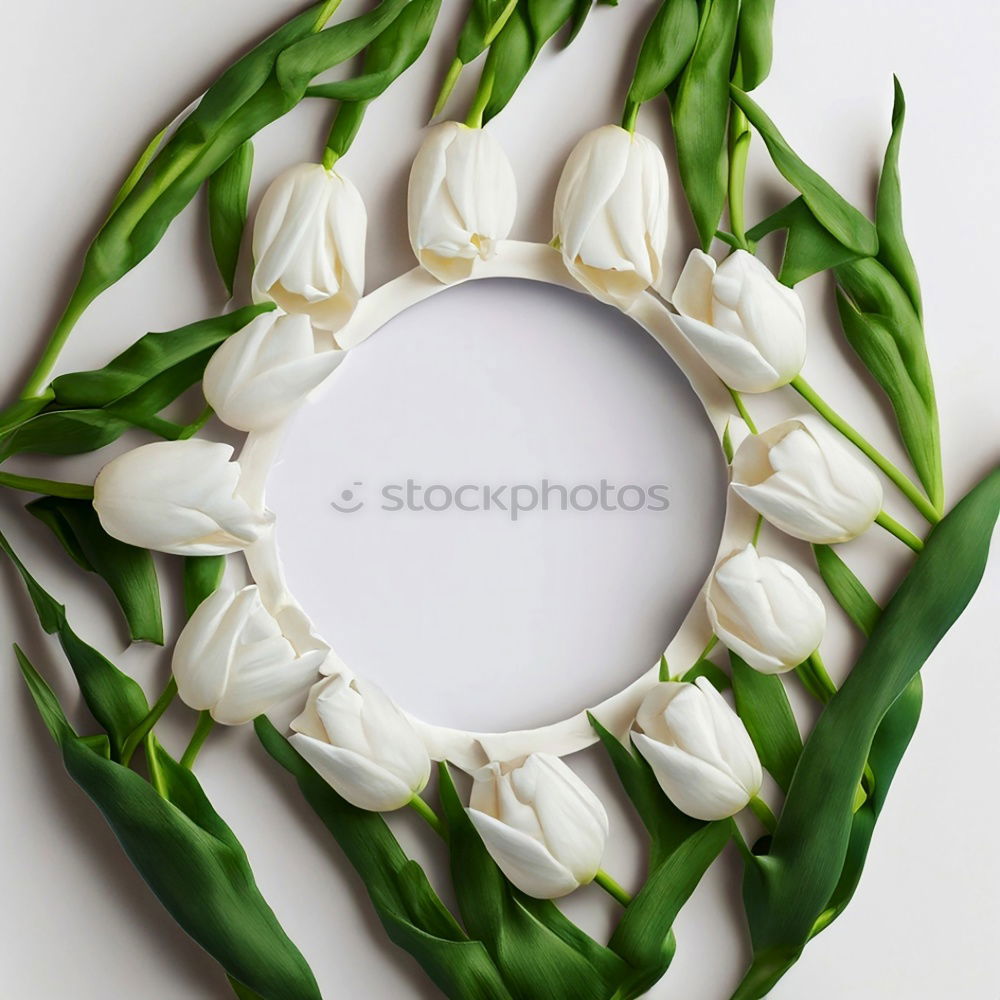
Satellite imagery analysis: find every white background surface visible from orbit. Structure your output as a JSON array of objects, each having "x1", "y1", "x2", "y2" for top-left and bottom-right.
[{"x1": 1, "y1": 2, "x2": 998, "y2": 998}]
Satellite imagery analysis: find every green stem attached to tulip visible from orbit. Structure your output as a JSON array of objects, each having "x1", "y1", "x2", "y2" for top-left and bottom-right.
[
  {"x1": 747, "y1": 795, "x2": 777, "y2": 833},
  {"x1": 121, "y1": 678, "x2": 178, "y2": 767},
  {"x1": 180, "y1": 711, "x2": 216, "y2": 769},
  {"x1": 408, "y1": 794, "x2": 447, "y2": 838},
  {"x1": 594, "y1": 869, "x2": 633, "y2": 907},
  {"x1": 0, "y1": 472, "x2": 94, "y2": 500},
  {"x1": 875, "y1": 509, "x2": 924, "y2": 552},
  {"x1": 790, "y1": 376, "x2": 940, "y2": 525}
]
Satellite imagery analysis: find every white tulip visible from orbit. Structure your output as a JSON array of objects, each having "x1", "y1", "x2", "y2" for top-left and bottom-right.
[
  {"x1": 93, "y1": 440, "x2": 272, "y2": 556},
  {"x1": 553, "y1": 124, "x2": 669, "y2": 310},
  {"x1": 633, "y1": 677, "x2": 763, "y2": 821},
  {"x1": 732, "y1": 416, "x2": 883, "y2": 544},
  {"x1": 408, "y1": 122, "x2": 517, "y2": 284},
  {"x1": 172, "y1": 585, "x2": 325, "y2": 726},
  {"x1": 467, "y1": 753, "x2": 609, "y2": 899},
  {"x1": 671, "y1": 249, "x2": 807, "y2": 392},
  {"x1": 707, "y1": 544, "x2": 826, "y2": 674},
  {"x1": 289, "y1": 674, "x2": 431, "y2": 812},
  {"x1": 251, "y1": 162, "x2": 366, "y2": 333},
  {"x1": 203, "y1": 310, "x2": 344, "y2": 432}
]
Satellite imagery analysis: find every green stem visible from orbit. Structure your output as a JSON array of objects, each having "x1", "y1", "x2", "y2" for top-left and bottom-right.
[
  {"x1": 180, "y1": 710, "x2": 215, "y2": 769},
  {"x1": 727, "y1": 386, "x2": 758, "y2": 434},
  {"x1": 727, "y1": 107, "x2": 751, "y2": 250},
  {"x1": 19, "y1": 283, "x2": 98, "y2": 401},
  {"x1": 800, "y1": 650, "x2": 838, "y2": 704},
  {"x1": 312, "y1": 0, "x2": 343, "y2": 32},
  {"x1": 179, "y1": 405, "x2": 214, "y2": 440},
  {"x1": 729, "y1": 818, "x2": 754, "y2": 863},
  {"x1": 121, "y1": 678, "x2": 178, "y2": 766},
  {"x1": 322, "y1": 146, "x2": 339, "y2": 171},
  {"x1": 694, "y1": 634, "x2": 719, "y2": 667},
  {"x1": 790, "y1": 376, "x2": 941, "y2": 524},
  {"x1": 748, "y1": 795, "x2": 777, "y2": 833},
  {"x1": 751, "y1": 514, "x2": 764, "y2": 547},
  {"x1": 594, "y1": 869, "x2": 632, "y2": 907},
  {"x1": 875, "y1": 510, "x2": 924, "y2": 553},
  {"x1": 465, "y1": 62, "x2": 495, "y2": 129},
  {"x1": 408, "y1": 795, "x2": 447, "y2": 838},
  {"x1": 145, "y1": 733, "x2": 169, "y2": 797},
  {"x1": 483, "y1": 0, "x2": 518, "y2": 46},
  {"x1": 432, "y1": 57, "x2": 464, "y2": 119},
  {"x1": 621, "y1": 99, "x2": 639, "y2": 133},
  {"x1": 0, "y1": 472, "x2": 94, "y2": 499}
]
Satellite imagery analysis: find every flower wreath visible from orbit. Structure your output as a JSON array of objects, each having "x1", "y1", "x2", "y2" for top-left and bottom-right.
[{"x1": 2, "y1": 3, "x2": 997, "y2": 1000}]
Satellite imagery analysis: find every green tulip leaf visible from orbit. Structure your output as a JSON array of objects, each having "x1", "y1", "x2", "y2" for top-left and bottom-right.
[
  {"x1": 457, "y1": 0, "x2": 520, "y2": 65},
  {"x1": 876, "y1": 78, "x2": 922, "y2": 319},
  {"x1": 26, "y1": 496, "x2": 163, "y2": 644},
  {"x1": 588, "y1": 712, "x2": 704, "y2": 868},
  {"x1": 734, "y1": 468, "x2": 1000, "y2": 999},
  {"x1": 731, "y1": 87, "x2": 879, "y2": 257},
  {"x1": 208, "y1": 140, "x2": 254, "y2": 296},
  {"x1": 730, "y1": 653, "x2": 802, "y2": 793},
  {"x1": 834, "y1": 257, "x2": 942, "y2": 510},
  {"x1": 607, "y1": 821, "x2": 730, "y2": 998},
  {"x1": 735, "y1": 0, "x2": 775, "y2": 91},
  {"x1": 1, "y1": 528, "x2": 149, "y2": 759},
  {"x1": 0, "y1": 409, "x2": 132, "y2": 459},
  {"x1": 746, "y1": 196, "x2": 865, "y2": 286},
  {"x1": 255, "y1": 719, "x2": 515, "y2": 1000},
  {"x1": 482, "y1": 6, "x2": 535, "y2": 123},
  {"x1": 323, "y1": 0, "x2": 441, "y2": 159},
  {"x1": 437, "y1": 761, "x2": 619, "y2": 1000},
  {"x1": 626, "y1": 0, "x2": 700, "y2": 107},
  {"x1": 183, "y1": 555, "x2": 227, "y2": 618},
  {"x1": 681, "y1": 657, "x2": 732, "y2": 691},
  {"x1": 15, "y1": 649, "x2": 321, "y2": 1000},
  {"x1": 671, "y1": 0, "x2": 740, "y2": 249},
  {"x1": 812, "y1": 545, "x2": 881, "y2": 637}
]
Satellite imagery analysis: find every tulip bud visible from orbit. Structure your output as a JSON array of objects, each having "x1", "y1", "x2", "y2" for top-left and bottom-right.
[
  {"x1": 289, "y1": 675, "x2": 431, "y2": 812},
  {"x1": 408, "y1": 122, "x2": 517, "y2": 284},
  {"x1": 172, "y1": 585, "x2": 325, "y2": 725},
  {"x1": 707, "y1": 544, "x2": 826, "y2": 674},
  {"x1": 93, "y1": 440, "x2": 272, "y2": 556},
  {"x1": 251, "y1": 163, "x2": 366, "y2": 333},
  {"x1": 732, "y1": 417, "x2": 883, "y2": 544},
  {"x1": 467, "y1": 753, "x2": 609, "y2": 899},
  {"x1": 203, "y1": 310, "x2": 344, "y2": 432},
  {"x1": 671, "y1": 249, "x2": 807, "y2": 392},
  {"x1": 553, "y1": 124, "x2": 669, "y2": 310},
  {"x1": 633, "y1": 677, "x2": 763, "y2": 821}
]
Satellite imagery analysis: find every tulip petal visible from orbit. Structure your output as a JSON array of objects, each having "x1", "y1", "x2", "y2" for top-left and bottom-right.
[
  {"x1": 672, "y1": 249, "x2": 717, "y2": 320},
  {"x1": 467, "y1": 809, "x2": 581, "y2": 899},
  {"x1": 633, "y1": 732, "x2": 752, "y2": 821},
  {"x1": 672, "y1": 313, "x2": 783, "y2": 392},
  {"x1": 289, "y1": 734, "x2": 416, "y2": 812}
]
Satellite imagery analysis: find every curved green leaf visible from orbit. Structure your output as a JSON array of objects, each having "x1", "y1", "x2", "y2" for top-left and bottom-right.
[
  {"x1": 256, "y1": 720, "x2": 514, "y2": 1000},
  {"x1": 627, "y1": 0, "x2": 699, "y2": 107},
  {"x1": 731, "y1": 87, "x2": 879, "y2": 256},
  {"x1": 876, "y1": 77, "x2": 922, "y2": 319},
  {"x1": 27, "y1": 496, "x2": 163, "y2": 644},
  {"x1": 671, "y1": 0, "x2": 740, "y2": 249},
  {"x1": 735, "y1": 468, "x2": 1000, "y2": 999},
  {"x1": 730, "y1": 653, "x2": 802, "y2": 793},
  {"x1": 735, "y1": 0, "x2": 775, "y2": 91},
  {"x1": 1, "y1": 528, "x2": 148, "y2": 758},
  {"x1": 208, "y1": 140, "x2": 254, "y2": 296},
  {"x1": 834, "y1": 257, "x2": 942, "y2": 509},
  {"x1": 812, "y1": 545, "x2": 881, "y2": 637},
  {"x1": 16, "y1": 651, "x2": 321, "y2": 1000}
]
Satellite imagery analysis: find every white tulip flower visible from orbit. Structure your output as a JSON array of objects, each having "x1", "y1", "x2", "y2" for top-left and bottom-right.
[
  {"x1": 408, "y1": 122, "x2": 517, "y2": 283},
  {"x1": 289, "y1": 675, "x2": 431, "y2": 812},
  {"x1": 707, "y1": 544, "x2": 826, "y2": 674},
  {"x1": 732, "y1": 417, "x2": 883, "y2": 544},
  {"x1": 93, "y1": 440, "x2": 272, "y2": 556},
  {"x1": 467, "y1": 753, "x2": 609, "y2": 900},
  {"x1": 671, "y1": 249, "x2": 807, "y2": 392},
  {"x1": 172, "y1": 585, "x2": 325, "y2": 726},
  {"x1": 633, "y1": 677, "x2": 763, "y2": 821},
  {"x1": 203, "y1": 310, "x2": 344, "y2": 432},
  {"x1": 553, "y1": 124, "x2": 669, "y2": 310},
  {"x1": 251, "y1": 162, "x2": 366, "y2": 333}
]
